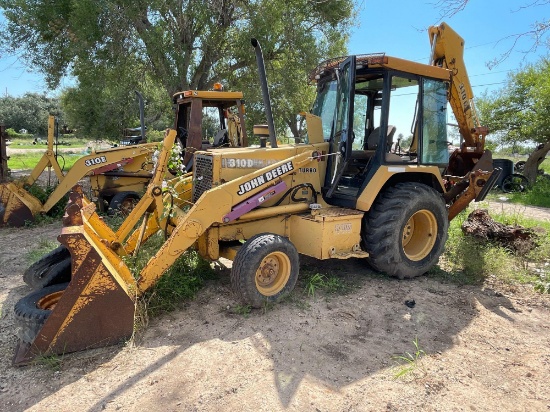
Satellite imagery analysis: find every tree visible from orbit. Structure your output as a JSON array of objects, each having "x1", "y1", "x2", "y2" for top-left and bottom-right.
[
  {"x1": 60, "y1": 58, "x2": 172, "y2": 139},
  {"x1": 477, "y1": 59, "x2": 550, "y2": 183},
  {"x1": 0, "y1": 94, "x2": 62, "y2": 135},
  {"x1": 0, "y1": 0, "x2": 355, "y2": 139},
  {"x1": 436, "y1": 0, "x2": 550, "y2": 67}
]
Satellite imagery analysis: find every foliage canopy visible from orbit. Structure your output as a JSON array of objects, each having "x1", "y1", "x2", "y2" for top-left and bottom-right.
[
  {"x1": 0, "y1": 0, "x2": 355, "y2": 139},
  {"x1": 0, "y1": 94, "x2": 62, "y2": 135},
  {"x1": 477, "y1": 59, "x2": 550, "y2": 182}
]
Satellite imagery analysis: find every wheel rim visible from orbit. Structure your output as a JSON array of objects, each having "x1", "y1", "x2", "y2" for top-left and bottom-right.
[
  {"x1": 120, "y1": 197, "x2": 138, "y2": 215},
  {"x1": 37, "y1": 290, "x2": 64, "y2": 311},
  {"x1": 402, "y1": 209, "x2": 437, "y2": 261},
  {"x1": 255, "y1": 251, "x2": 291, "y2": 296}
]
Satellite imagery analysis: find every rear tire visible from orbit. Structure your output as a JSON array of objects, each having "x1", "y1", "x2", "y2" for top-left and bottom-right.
[
  {"x1": 109, "y1": 191, "x2": 140, "y2": 216},
  {"x1": 14, "y1": 283, "x2": 68, "y2": 343},
  {"x1": 231, "y1": 233, "x2": 299, "y2": 308},
  {"x1": 23, "y1": 245, "x2": 72, "y2": 290},
  {"x1": 362, "y1": 182, "x2": 448, "y2": 279}
]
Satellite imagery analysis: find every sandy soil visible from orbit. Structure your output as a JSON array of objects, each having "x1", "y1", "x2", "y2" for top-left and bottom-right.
[{"x1": 0, "y1": 203, "x2": 549, "y2": 411}]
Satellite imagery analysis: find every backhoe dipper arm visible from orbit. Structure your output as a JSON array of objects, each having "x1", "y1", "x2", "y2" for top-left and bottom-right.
[
  {"x1": 24, "y1": 116, "x2": 65, "y2": 187},
  {"x1": 429, "y1": 23, "x2": 487, "y2": 150}
]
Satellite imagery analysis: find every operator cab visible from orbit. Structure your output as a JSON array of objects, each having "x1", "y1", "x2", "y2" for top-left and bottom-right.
[
  {"x1": 312, "y1": 54, "x2": 450, "y2": 208},
  {"x1": 172, "y1": 88, "x2": 248, "y2": 168}
]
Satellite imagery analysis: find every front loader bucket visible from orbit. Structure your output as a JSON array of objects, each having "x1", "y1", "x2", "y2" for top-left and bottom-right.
[
  {"x1": 0, "y1": 182, "x2": 40, "y2": 227},
  {"x1": 13, "y1": 191, "x2": 136, "y2": 365}
]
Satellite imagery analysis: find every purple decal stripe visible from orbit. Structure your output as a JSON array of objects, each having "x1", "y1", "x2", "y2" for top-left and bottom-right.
[{"x1": 223, "y1": 181, "x2": 287, "y2": 222}]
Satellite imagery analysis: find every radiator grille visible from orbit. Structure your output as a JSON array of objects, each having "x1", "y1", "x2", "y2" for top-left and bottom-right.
[{"x1": 193, "y1": 154, "x2": 214, "y2": 202}]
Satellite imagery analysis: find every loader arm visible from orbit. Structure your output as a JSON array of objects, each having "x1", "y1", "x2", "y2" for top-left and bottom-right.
[
  {"x1": 136, "y1": 150, "x2": 317, "y2": 292},
  {"x1": 77, "y1": 130, "x2": 184, "y2": 255}
]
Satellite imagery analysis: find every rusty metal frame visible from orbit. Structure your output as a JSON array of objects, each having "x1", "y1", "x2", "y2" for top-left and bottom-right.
[{"x1": 0, "y1": 124, "x2": 9, "y2": 182}]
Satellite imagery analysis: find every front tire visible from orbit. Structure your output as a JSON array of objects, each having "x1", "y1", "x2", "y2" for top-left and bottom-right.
[
  {"x1": 231, "y1": 233, "x2": 299, "y2": 308},
  {"x1": 362, "y1": 182, "x2": 448, "y2": 279}
]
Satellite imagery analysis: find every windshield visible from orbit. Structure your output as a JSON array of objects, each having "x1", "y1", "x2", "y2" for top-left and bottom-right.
[{"x1": 311, "y1": 79, "x2": 337, "y2": 140}]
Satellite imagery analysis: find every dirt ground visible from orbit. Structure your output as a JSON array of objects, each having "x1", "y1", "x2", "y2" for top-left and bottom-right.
[{"x1": 1, "y1": 197, "x2": 550, "y2": 411}]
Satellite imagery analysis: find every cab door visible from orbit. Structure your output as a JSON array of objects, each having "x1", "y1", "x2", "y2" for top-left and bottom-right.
[{"x1": 324, "y1": 56, "x2": 356, "y2": 198}]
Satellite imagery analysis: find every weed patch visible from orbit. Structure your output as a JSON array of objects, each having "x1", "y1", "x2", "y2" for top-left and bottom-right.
[
  {"x1": 231, "y1": 304, "x2": 252, "y2": 317},
  {"x1": 302, "y1": 272, "x2": 350, "y2": 298},
  {"x1": 126, "y1": 234, "x2": 217, "y2": 329},
  {"x1": 392, "y1": 337, "x2": 426, "y2": 380},
  {"x1": 33, "y1": 353, "x2": 63, "y2": 371}
]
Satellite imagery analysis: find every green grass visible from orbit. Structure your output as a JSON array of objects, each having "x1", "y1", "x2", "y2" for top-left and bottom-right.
[
  {"x1": 302, "y1": 272, "x2": 350, "y2": 298},
  {"x1": 8, "y1": 152, "x2": 81, "y2": 171},
  {"x1": 25, "y1": 238, "x2": 59, "y2": 264},
  {"x1": 487, "y1": 175, "x2": 550, "y2": 208},
  {"x1": 126, "y1": 233, "x2": 218, "y2": 330},
  {"x1": 231, "y1": 304, "x2": 252, "y2": 317},
  {"x1": 539, "y1": 157, "x2": 550, "y2": 174},
  {"x1": 33, "y1": 353, "x2": 64, "y2": 371},
  {"x1": 392, "y1": 337, "x2": 426, "y2": 380}
]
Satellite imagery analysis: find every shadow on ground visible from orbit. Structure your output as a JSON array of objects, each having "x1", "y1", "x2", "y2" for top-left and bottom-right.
[{"x1": 1, "y1": 255, "x2": 522, "y2": 411}]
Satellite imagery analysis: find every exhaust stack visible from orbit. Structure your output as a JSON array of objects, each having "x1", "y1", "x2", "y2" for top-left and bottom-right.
[
  {"x1": 251, "y1": 38, "x2": 277, "y2": 148},
  {"x1": 135, "y1": 91, "x2": 146, "y2": 143}
]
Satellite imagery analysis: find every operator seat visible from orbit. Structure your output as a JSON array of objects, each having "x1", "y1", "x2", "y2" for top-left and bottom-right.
[
  {"x1": 213, "y1": 129, "x2": 228, "y2": 147},
  {"x1": 366, "y1": 125, "x2": 396, "y2": 151}
]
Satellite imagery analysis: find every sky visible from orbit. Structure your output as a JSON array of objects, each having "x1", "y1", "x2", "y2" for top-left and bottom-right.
[
  {"x1": 347, "y1": 0, "x2": 548, "y2": 91},
  {"x1": 0, "y1": 0, "x2": 548, "y2": 99}
]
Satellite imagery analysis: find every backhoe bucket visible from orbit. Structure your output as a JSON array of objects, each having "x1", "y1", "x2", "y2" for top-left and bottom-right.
[
  {"x1": 13, "y1": 190, "x2": 137, "y2": 365},
  {"x1": 0, "y1": 182, "x2": 41, "y2": 227}
]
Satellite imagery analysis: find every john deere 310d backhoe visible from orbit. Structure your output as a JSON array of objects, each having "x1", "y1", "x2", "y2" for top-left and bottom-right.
[{"x1": 13, "y1": 23, "x2": 500, "y2": 365}]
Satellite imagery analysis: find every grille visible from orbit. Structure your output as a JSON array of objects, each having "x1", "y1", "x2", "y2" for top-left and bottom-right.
[{"x1": 193, "y1": 154, "x2": 214, "y2": 202}]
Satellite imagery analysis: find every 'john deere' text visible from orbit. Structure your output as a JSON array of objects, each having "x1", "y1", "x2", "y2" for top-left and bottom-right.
[{"x1": 237, "y1": 161, "x2": 294, "y2": 196}]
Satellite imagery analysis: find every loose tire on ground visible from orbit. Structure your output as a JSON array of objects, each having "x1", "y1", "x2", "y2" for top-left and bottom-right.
[
  {"x1": 23, "y1": 245, "x2": 72, "y2": 289},
  {"x1": 231, "y1": 233, "x2": 299, "y2": 308},
  {"x1": 109, "y1": 191, "x2": 140, "y2": 216},
  {"x1": 514, "y1": 160, "x2": 526, "y2": 173},
  {"x1": 362, "y1": 182, "x2": 448, "y2": 279},
  {"x1": 14, "y1": 283, "x2": 68, "y2": 343},
  {"x1": 501, "y1": 173, "x2": 529, "y2": 193}
]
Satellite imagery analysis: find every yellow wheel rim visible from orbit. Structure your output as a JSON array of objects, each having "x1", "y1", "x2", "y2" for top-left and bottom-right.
[
  {"x1": 402, "y1": 209, "x2": 437, "y2": 261},
  {"x1": 37, "y1": 290, "x2": 64, "y2": 311},
  {"x1": 255, "y1": 251, "x2": 291, "y2": 296},
  {"x1": 120, "y1": 197, "x2": 138, "y2": 216}
]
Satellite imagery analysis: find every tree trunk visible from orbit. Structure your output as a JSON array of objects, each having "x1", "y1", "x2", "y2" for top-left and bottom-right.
[{"x1": 523, "y1": 140, "x2": 550, "y2": 184}]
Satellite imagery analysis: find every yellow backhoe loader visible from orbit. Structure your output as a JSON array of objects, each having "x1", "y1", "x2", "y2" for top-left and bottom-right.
[
  {"x1": 12, "y1": 23, "x2": 500, "y2": 365},
  {"x1": 0, "y1": 116, "x2": 157, "y2": 227}
]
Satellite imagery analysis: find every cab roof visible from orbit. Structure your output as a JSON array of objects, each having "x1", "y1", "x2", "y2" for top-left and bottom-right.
[{"x1": 309, "y1": 53, "x2": 451, "y2": 84}]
